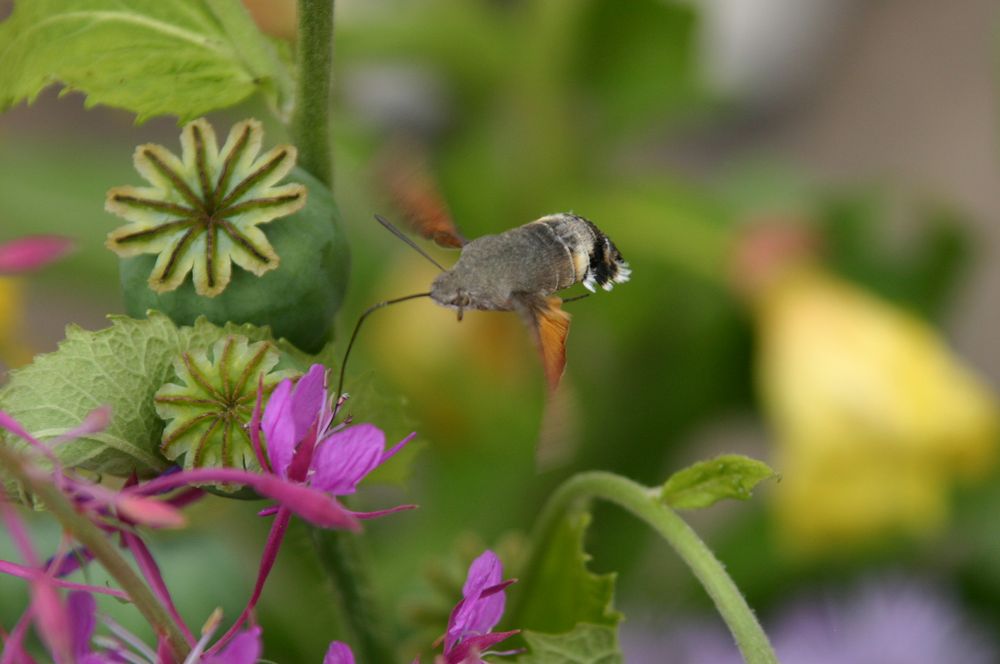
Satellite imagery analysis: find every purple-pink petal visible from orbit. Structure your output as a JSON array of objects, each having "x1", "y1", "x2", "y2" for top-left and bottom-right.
[
  {"x1": 381, "y1": 432, "x2": 417, "y2": 465},
  {"x1": 261, "y1": 379, "x2": 296, "y2": 477},
  {"x1": 31, "y1": 578, "x2": 73, "y2": 663},
  {"x1": 52, "y1": 406, "x2": 111, "y2": 445},
  {"x1": 445, "y1": 550, "x2": 506, "y2": 653},
  {"x1": 311, "y1": 424, "x2": 386, "y2": 495},
  {"x1": 67, "y1": 591, "x2": 96, "y2": 658},
  {"x1": 0, "y1": 560, "x2": 127, "y2": 600},
  {"x1": 114, "y1": 495, "x2": 187, "y2": 529},
  {"x1": 263, "y1": 365, "x2": 328, "y2": 478},
  {"x1": 0, "y1": 410, "x2": 44, "y2": 448},
  {"x1": 324, "y1": 641, "x2": 356, "y2": 664},
  {"x1": 0, "y1": 235, "x2": 74, "y2": 274},
  {"x1": 350, "y1": 504, "x2": 418, "y2": 520},
  {"x1": 123, "y1": 468, "x2": 361, "y2": 531},
  {"x1": 203, "y1": 626, "x2": 262, "y2": 664},
  {"x1": 253, "y1": 475, "x2": 360, "y2": 530},
  {"x1": 45, "y1": 547, "x2": 94, "y2": 578},
  {"x1": 445, "y1": 630, "x2": 520, "y2": 664}
]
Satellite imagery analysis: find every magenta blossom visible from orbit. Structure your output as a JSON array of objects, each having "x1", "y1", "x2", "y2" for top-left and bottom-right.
[
  {"x1": 258, "y1": 363, "x2": 416, "y2": 518},
  {"x1": 441, "y1": 550, "x2": 520, "y2": 664},
  {"x1": 0, "y1": 235, "x2": 74, "y2": 274},
  {"x1": 324, "y1": 641, "x2": 356, "y2": 664},
  {"x1": 323, "y1": 551, "x2": 518, "y2": 664}
]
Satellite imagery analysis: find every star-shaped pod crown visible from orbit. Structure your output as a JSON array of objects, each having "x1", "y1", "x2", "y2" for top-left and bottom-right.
[{"x1": 106, "y1": 118, "x2": 305, "y2": 297}]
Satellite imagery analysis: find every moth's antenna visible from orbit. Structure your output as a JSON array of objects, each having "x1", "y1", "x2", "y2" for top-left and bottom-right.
[
  {"x1": 374, "y1": 214, "x2": 447, "y2": 272},
  {"x1": 335, "y1": 291, "x2": 432, "y2": 408}
]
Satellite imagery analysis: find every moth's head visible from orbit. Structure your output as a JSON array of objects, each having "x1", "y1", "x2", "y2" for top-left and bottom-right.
[{"x1": 430, "y1": 270, "x2": 471, "y2": 310}]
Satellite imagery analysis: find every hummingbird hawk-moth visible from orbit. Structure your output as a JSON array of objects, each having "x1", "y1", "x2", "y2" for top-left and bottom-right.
[
  {"x1": 334, "y1": 152, "x2": 630, "y2": 406},
  {"x1": 403, "y1": 211, "x2": 630, "y2": 391}
]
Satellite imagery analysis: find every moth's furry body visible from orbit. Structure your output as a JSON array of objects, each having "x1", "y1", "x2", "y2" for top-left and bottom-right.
[{"x1": 430, "y1": 213, "x2": 630, "y2": 314}]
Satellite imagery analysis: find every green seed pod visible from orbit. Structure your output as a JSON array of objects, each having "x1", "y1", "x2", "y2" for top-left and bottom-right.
[{"x1": 108, "y1": 119, "x2": 349, "y2": 353}]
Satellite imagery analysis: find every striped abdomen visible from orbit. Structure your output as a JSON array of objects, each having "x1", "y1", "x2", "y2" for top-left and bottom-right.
[{"x1": 528, "y1": 213, "x2": 631, "y2": 293}]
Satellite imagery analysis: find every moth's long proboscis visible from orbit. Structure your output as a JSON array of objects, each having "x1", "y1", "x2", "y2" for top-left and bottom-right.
[{"x1": 335, "y1": 291, "x2": 432, "y2": 410}]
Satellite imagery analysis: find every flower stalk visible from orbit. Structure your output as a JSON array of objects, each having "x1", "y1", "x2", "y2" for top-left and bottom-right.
[
  {"x1": 513, "y1": 471, "x2": 778, "y2": 664},
  {"x1": 310, "y1": 527, "x2": 397, "y2": 664},
  {"x1": 0, "y1": 443, "x2": 191, "y2": 660},
  {"x1": 291, "y1": 0, "x2": 335, "y2": 188}
]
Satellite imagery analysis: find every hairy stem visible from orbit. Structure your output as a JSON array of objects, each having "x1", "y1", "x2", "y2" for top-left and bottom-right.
[
  {"x1": 0, "y1": 444, "x2": 190, "y2": 659},
  {"x1": 291, "y1": 0, "x2": 335, "y2": 188},
  {"x1": 513, "y1": 471, "x2": 778, "y2": 664},
  {"x1": 309, "y1": 527, "x2": 396, "y2": 664}
]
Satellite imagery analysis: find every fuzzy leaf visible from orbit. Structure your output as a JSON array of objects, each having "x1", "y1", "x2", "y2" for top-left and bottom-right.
[
  {"x1": 517, "y1": 625, "x2": 622, "y2": 664},
  {"x1": 513, "y1": 512, "x2": 621, "y2": 633},
  {"x1": 0, "y1": 312, "x2": 302, "y2": 484},
  {"x1": 660, "y1": 455, "x2": 777, "y2": 510},
  {"x1": 0, "y1": 0, "x2": 291, "y2": 122}
]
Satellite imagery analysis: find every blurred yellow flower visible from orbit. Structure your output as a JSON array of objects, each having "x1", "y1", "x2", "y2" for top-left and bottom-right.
[
  {"x1": 0, "y1": 277, "x2": 32, "y2": 372},
  {"x1": 754, "y1": 267, "x2": 999, "y2": 554}
]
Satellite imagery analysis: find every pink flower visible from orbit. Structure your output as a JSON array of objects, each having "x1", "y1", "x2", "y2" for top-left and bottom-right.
[
  {"x1": 258, "y1": 364, "x2": 415, "y2": 519},
  {"x1": 324, "y1": 551, "x2": 518, "y2": 664},
  {"x1": 202, "y1": 626, "x2": 263, "y2": 664},
  {"x1": 324, "y1": 641, "x2": 356, "y2": 664},
  {"x1": 442, "y1": 550, "x2": 519, "y2": 664},
  {"x1": 0, "y1": 235, "x2": 74, "y2": 273}
]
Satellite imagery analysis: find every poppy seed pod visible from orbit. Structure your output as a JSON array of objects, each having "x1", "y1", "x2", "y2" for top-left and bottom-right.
[{"x1": 118, "y1": 166, "x2": 348, "y2": 353}]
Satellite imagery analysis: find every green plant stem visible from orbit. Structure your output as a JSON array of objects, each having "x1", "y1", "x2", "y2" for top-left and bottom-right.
[
  {"x1": 0, "y1": 444, "x2": 189, "y2": 660},
  {"x1": 291, "y1": 0, "x2": 335, "y2": 188},
  {"x1": 515, "y1": 471, "x2": 778, "y2": 664},
  {"x1": 291, "y1": 0, "x2": 392, "y2": 658},
  {"x1": 309, "y1": 527, "x2": 396, "y2": 664}
]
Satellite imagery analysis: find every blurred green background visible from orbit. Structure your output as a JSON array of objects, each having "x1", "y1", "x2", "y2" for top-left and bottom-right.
[{"x1": 1, "y1": 0, "x2": 999, "y2": 661}]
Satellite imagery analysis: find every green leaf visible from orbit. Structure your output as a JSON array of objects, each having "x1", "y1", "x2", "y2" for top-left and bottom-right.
[
  {"x1": 517, "y1": 625, "x2": 622, "y2": 664},
  {"x1": 660, "y1": 455, "x2": 777, "y2": 510},
  {"x1": 0, "y1": 312, "x2": 303, "y2": 487},
  {"x1": 0, "y1": 0, "x2": 291, "y2": 122},
  {"x1": 513, "y1": 512, "x2": 621, "y2": 633}
]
